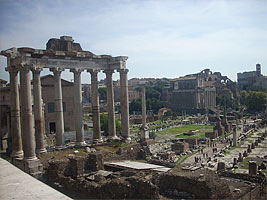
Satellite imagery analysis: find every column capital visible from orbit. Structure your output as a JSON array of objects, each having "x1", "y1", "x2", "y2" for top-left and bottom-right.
[
  {"x1": 31, "y1": 66, "x2": 43, "y2": 74},
  {"x1": 50, "y1": 67, "x2": 64, "y2": 75},
  {"x1": 103, "y1": 69, "x2": 114, "y2": 75},
  {"x1": 50, "y1": 67, "x2": 65, "y2": 73},
  {"x1": 5, "y1": 66, "x2": 19, "y2": 73},
  {"x1": 117, "y1": 68, "x2": 129, "y2": 74},
  {"x1": 70, "y1": 68, "x2": 84, "y2": 74}
]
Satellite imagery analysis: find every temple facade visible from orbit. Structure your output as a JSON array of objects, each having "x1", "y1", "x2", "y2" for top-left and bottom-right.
[{"x1": 0, "y1": 36, "x2": 130, "y2": 174}]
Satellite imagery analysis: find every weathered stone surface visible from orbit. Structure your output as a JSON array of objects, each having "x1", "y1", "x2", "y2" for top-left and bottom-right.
[
  {"x1": 46, "y1": 36, "x2": 83, "y2": 52},
  {"x1": 171, "y1": 142, "x2": 189, "y2": 154},
  {"x1": 217, "y1": 162, "x2": 226, "y2": 172},
  {"x1": 249, "y1": 161, "x2": 257, "y2": 175},
  {"x1": 158, "y1": 172, "x2": 232, "y2": 199},
  {"x1": 69, "y1": 156, "x2": 84, "y2": 179},
  {"x1": 86, "y1": 153, "x2": 104, "y2": 172}
]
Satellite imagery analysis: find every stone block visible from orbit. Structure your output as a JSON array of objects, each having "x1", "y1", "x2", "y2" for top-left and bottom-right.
[
  {"x1": 184, "y1": 138, "x2": 198, "y2": 149},
  {"x1": 205, "y1": 131, "x2": 217, "y2": 140},
  {"x1": 86, "y1": 153, "x2": 104, "y2": 172},
  {"x1": 171, "y1": 142, "x2": 189, "y2": 154},
  {"x1": 69, "y1": 156, "x2": 84, "y2": 178},
  {"x1": 248, "y1": 161, "x2": 257, "y2": 175},
  {"x1": 24, "y1": 159, "x2": 43, "y2": 175},
  {"x1": 217, "y1": 162, "x2": 225, "y2": 172}
]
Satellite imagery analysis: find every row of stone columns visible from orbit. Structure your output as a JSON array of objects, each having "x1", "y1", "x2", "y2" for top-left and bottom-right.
[
  {"x1": 7, "y1": 65, "x2": 130, "y2": 159},
  {"x1": 7, "y1": 66, "x2": 47, "y2": 160}
]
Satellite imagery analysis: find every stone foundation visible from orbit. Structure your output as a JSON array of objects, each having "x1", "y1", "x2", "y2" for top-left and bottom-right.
[{"x1": 12, "y1": 157, "x2": 43, "y2": 177}]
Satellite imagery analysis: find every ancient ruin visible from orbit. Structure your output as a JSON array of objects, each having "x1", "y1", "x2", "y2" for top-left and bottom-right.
[{"x1": 0, "y1": 36, "x2": 131, "y2": 174}]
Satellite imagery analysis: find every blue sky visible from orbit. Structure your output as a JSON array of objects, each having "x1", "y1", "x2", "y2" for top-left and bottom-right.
[{"x1": 0, "y1": 0, "x2": 266, "y2": 83}]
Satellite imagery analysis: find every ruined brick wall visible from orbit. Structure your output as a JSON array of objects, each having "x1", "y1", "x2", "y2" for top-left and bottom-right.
[
  {"x1": 116, "y1": 143, "x2": 142, "y2": 160},
  {"x1": 158, "y1": 172, "x2": 232, "y2": 199},
  {"x1": 86, "y1": 153, "x2": 104, "y2": 172},
  {"x1": 47, "y1": 153, "x2": 104, "y2": 181}
]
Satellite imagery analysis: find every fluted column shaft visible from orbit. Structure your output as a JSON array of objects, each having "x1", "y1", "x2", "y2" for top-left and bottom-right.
[
  {"x1": 88, "y1": 70, "x2": 102, "y2": 142},
  {"x1": 6, "y1": 67, "x2": 23, "y2": 158},
  {"x1": 104, "y1": 70, "x2": 116, "y2": 138},
  {"x1": 71, "y1": 68, "x2": 85, "y2": 145},
  {"x1": 118, "y1": 69, "x2": 130, "y2": 140},
  {"x1": 50, "y1": 68, "x2": 64, "y2": 147},
  {"x1": 141, "y1": 87, "x2": 146, "y2": 126},
  {"x1": 20, "y1": 67, "x2": 37, "y2": 160},
  {"x1": 32, "y1": 67, "x2": 47, "y2": 154}
]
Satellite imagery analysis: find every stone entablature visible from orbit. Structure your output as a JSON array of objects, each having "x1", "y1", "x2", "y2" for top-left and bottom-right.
[{"x1": 1, "y1": 36, "x2": 127, "y2": 71}]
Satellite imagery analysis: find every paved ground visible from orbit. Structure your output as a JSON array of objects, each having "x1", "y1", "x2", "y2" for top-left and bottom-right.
[
  {"x1": 182, "y1": 126, "x2": 267, "y2": 172},
  {"x1": 0, "y1": 158, "x2": 71, "y2": 200}
]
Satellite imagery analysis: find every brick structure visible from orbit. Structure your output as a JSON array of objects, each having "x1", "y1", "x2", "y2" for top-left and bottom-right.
[{"x1": 171, "y1": 142, "x2": 189, "y2": 154}]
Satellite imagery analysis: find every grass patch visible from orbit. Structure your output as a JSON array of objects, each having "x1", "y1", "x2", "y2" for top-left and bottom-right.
[
  {"x1": 256, "y1": 132, "x2": 263, "y2": 136},
  {"x1": 157, "y1": 124, "x2": 213, "y2": 135}
]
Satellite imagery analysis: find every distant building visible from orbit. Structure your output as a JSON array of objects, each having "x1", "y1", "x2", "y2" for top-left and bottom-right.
[
  {"x1": 82, "y1": 84, "x2": 92, "y2": 102},
  {"x1": 169, "y1": 69, "x2": 216, "y2": 114},
  {"x1": 0, "y1": 80, "x2": 10, "y2": 150},
  {"x1": 128, "y1": 87, "x2": 140, "y2": 102},
  {"x1": 41, "y1": 75, "x2": 75, "y2": 133},
  {"x1": 0, "y1": 79, "x2": 7, "y2": 88},
  {"x1": 253, "y1": 76, "x2": 267, "y2": 90},
  {"x1": 237, "y1": 64, "x2": 262, "y2": 90}
]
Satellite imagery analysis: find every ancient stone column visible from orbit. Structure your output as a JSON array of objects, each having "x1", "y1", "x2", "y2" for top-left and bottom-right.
[
  {"x1": 50, "y1": 67, "x2": 65, "y2": 147},
  {"x1": 140, "y1": 87, "x2": 149, "y2": 141},
  {"x1": 104, "y1": 69, "x2": 117, "y2": 139},
  {"x1": 233, "y1": 124, "x2": 237, "y2": 147},
  {"x1": 118, "y1": 69, "x2": 130, "y2": 141},
  {"x1": 141, "y1": 87, "x2": 146, "y2": 126},
  {"x1": 32, "y1": 67, "x2": 47, "y2": 154},
  {"x1": 6, "y1": 67, "x2": 23, "y2": 158},
  {"x1": 88, "y1": 69, "x2": 102, "y2": 143},
  {"x1": 19, "y1": 67, "x2": 37, "y2": 160},
  {"x1": 70, "y1": 68, "x2": 85, "y2": 146}
]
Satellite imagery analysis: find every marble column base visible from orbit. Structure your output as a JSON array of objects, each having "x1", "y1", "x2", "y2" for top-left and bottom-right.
[
  {"x1": 75, "y1": 141, "x2": 86, "y2": 147},
  {"x1": 36, "y1": 148, "x2": 47, "y2": 155},
  {"x1": 12, "y1": 157, "x2": 43, "y2": 176},
  {"x1": 108, "y1": 135, "x2": 120, "y2": 140},
  {"x1": 93, "y1": 138, "x2": 103, "y2": 144},
  {"x1": 11, "y1": 150, "x2": 23, "y2": 159},
  {"x1": 55, "y1": 145, "x2": 64, "y2": 150},
  {"x1": 123, "y1": 137, "x2": 131, "y2": 143}
]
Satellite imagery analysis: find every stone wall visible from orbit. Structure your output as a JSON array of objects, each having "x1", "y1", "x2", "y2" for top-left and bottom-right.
[
  {"x1": 47, "y1": 153, "x2": 104, "y2": 181},
  {"x1": 157, "y1": 172, "x2": 232, "y2": 199},
  {"x1": 218, "y1": 171, "x2": 265, "y2": 183}
]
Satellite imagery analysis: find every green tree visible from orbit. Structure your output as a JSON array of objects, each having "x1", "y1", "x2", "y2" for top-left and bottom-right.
[
  {"x1": 129, "y1": 99, "x2": 141, "y2": 114},
  {"x1": 98, "y1": 88, "x2": 107, "y2": 101},
  {"x1": 100, "y1": 114, "x2": 121, "y2": 136},
  {"x1": 244, "y1": 91, "x2": 267, "y2": 112}
]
